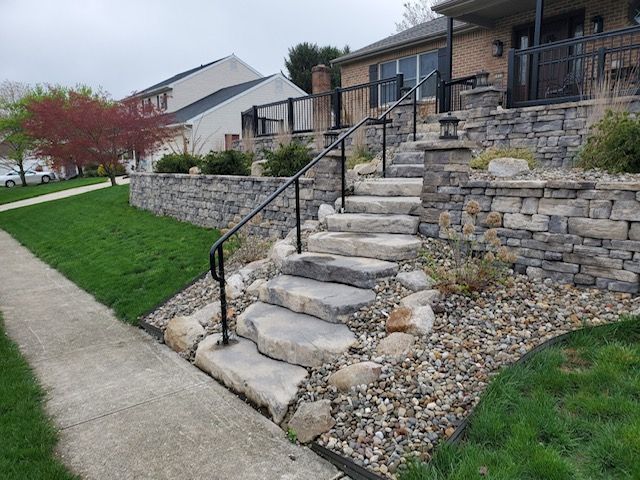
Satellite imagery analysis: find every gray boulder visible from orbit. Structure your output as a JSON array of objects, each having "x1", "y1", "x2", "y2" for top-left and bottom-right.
[
  {"x1": 328, "y1": 361, "x2": 382, "y2": 391},
  {"x1": 287, "y1": 400, "x2": 335, "y2": 443},
  {"x1": 397, "y1": 270, "x2": 434, "y2": 292},
  {"x1": 487, "y1": 157, "x2": 530, "y2": 177},
  {"x1": 376, "y1": 332, "x2": 415, "y2": 357},
  {"x1": 164, "y1": 316, "x2": 205, "y2": 353}
]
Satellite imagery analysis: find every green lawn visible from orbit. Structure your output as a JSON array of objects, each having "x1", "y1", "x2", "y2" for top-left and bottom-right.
[
  {"x1": 0, "y1": 313, "x2": 78, "y2": 479},
  {"x1": 0, "y1": 185, "x2": 219, "y2": 324},
  {"x1": 0, "y1": 177, "x2": 108, "y2": 205},
  {"x1": 402, "y1": 318, "x2": 640, "y2": 480}
]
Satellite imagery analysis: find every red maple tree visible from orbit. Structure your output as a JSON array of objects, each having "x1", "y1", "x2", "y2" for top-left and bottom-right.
[{"x1": 25, "y1": 89, "x2": 174, "y2": 185}]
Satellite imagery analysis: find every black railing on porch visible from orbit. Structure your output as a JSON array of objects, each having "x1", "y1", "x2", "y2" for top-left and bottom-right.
[
  {"x1": 508, "y1": 25, "x2": 640, "y2": 108},
  {"x1": 242, "y1": 75, "x2": 404, "y2": 137},
  {"x1": 439, "y1": 74, "x2": 477, "y2": 112},
  {"x1": 211, "y1": 69, "x2": 441, "y2": 345}
]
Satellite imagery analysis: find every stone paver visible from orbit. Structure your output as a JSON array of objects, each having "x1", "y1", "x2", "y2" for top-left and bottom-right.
[
  {"x1": 0, "y1": 230, "x2": 338, "y2": 480},
  {"x1": 0, "y1": 177, "x2": 130, "y2": 212}
]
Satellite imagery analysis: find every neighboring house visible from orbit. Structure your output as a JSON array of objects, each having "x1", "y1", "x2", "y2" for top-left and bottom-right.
[
  {"x1": 334, "y1": 0, "x2": 639, "y2": 110},
  {"x1": 131, "y1": 55, "x2": 305, "y2": 171}
]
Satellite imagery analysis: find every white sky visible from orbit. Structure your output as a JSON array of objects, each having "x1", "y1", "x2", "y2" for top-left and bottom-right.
[{"x1": 0, "y1": 0, "x2": 408, "y2": 99}]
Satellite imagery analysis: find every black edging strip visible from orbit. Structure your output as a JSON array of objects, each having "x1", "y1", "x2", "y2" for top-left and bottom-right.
[
  {"x1": 445, "y1": 328, "x2": 589, "y2": 446},
  {"x1": 311, "y1": 443, "x2": 387, "y2": 480}
]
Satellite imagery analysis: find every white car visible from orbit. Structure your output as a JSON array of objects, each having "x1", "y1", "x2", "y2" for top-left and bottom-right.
[{"x1": 1, "y1": 169, "x2": 56, "y2": 188}]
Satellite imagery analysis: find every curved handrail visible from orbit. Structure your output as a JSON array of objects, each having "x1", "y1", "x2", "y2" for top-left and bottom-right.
[{"x1": 210, "y1": 69, "x2": 440, "y2": 344}]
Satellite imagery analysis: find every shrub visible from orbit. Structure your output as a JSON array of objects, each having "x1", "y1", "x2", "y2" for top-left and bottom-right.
[
  {"x1": 433, "y1": 202, "x2": 516, "y2": 295},
  {"x1": 578, "y1": 110, "x2": 640, "y2": 173},
  {"x1": 97, "y1": 163, "x2": 126, "y2": 177},
  {"x1": 153, "y1": 153, "x2": 201, "y2": 174},
  {"x1": 347, "y1": 145, "x2": 375, "y2": 170},
  {"x1": 263, "y1": 141, "x2": 312, "y2": 177},
  {"x1": 200, "y1": 150, "x2": 252, "y2": 176},
  {"x1": 470, "y1": 147, "x2": 536, "y2": 170}
]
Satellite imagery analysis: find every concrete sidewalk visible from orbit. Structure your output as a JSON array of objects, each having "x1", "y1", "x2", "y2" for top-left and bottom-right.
[
  {"x1": 0, "y1": 177, "x2": 130, "y2": 212},
  {"x1": 0, "y1": 230, "x2": 339, "y2": 480}
]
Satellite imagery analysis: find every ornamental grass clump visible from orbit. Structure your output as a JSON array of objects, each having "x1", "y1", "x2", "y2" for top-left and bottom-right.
[{"x1": 434, "y1": 201, "x2": 516, "y2": 294}]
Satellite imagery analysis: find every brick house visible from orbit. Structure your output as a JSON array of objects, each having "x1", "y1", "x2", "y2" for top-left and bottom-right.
[{"x1": 333, "y1": 0, "x2": 640, "y2": 110}]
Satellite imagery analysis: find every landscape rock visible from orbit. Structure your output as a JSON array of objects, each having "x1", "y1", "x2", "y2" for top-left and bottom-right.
[
  {"x1": 328, "y1": 361, "x2": 383, "y2": 391},
  {"x1": 188, "y1": 166, "x2": 201, "y2": 175},
  {"x1": 396, "y1": 270, "x2": 434, "y2": 291},
  {"x1": 376, "y1": 332, "x2": 415, "y2": 356},
  {"x1": 318, "y1": 204, "x2": 336, "y2": 225},
  {"x1": 287, "y1": 400, "x2": 335, "y2": 443},
  {"x1": 488, "y1": 157, "x2": 530, "y2": 177},
  {"x1": 164, "y1": 316, "x2": 205, "y2": 353},
  {"x1": 225, "y1": 273, "x2": 245, "y2": 300},
  {"x1": 189, "y1": 301, "x2": 222, "y2": 327},
  {"x1": 246, "y1": 278, "x2": 266, "y2": 297},
  {"x1": 269, "y1": 240, "x2": 297, "y2": 269},
  {"x1": 400, "y1": 289, "x2": 442, "y2": 308},
  {"x1": 250, "y1": 160, "x2": 267, "y2": 177},
  {"x1": 353, "y1": 161, "x2": 377, "y2": 176},
  {"x1": 386, "y1": 305, "x2": 435, "y2": 335}
]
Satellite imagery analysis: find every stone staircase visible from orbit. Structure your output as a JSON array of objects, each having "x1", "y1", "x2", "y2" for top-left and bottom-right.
[{"x1": 194, "y1": 152, "x2": 426, "y2": 425}]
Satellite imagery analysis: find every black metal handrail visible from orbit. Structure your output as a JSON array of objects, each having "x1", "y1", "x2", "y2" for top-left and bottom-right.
[{"x1": 211, "y1": 69, "x2": 441, "y2": 345}]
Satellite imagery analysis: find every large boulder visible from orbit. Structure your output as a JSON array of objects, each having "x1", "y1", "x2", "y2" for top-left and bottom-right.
[
  {"x1": 270, "y1": 239, "x2": 296, "y2": 269},
  {"x1": 188, "y1": 166, "x2": 201, "y2": 175},
  {"x1": 287, "y1": 400, "x2": 336, "y2": 443},
  {"x1": 164, "y1": 316, "x2": 205, "y2": 353},
  {"x1": 487, "y1": 157, "x2": 530, "y2": 178},
  {"x1": 251, "y1": 160, "x2": 268, "y2": 177},
  {"x1": 397, "y1": 270, "x2": 434, "y2": 292},
  {"x1": 376, "y1": 332, "x2": 415, "y2": 357},
  {"x1": 400, "y1": 289, "x2": 442, "y2": 309},
  {"x1": 317, "y1": 204, "x2": 336, "y2": 224},
  {"x1": 386, "y1": 305, "x2": 435, "y2": 335},
  {"x1": 225, "y1": 273, "x2": 245, "y2": 300},
  {"x1": 328, "y1": 361, "x2": 382, "y2": 391}
]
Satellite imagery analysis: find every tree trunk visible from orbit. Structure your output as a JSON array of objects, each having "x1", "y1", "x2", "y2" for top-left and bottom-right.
[
  {"x1": 18, "y1": 164, "x2": 27, "y2": 187},
  {"x1": 109, "y1": 171, "x2": 117, "y2": 186},
  {"x1": 77, "y1": 164, "x2": 84, "y2": 177}
]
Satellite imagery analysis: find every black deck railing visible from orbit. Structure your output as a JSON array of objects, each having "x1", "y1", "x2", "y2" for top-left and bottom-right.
[
  {"x1": 242, "y1": 75, "x2": 407, "y2": 137},
  {"x1": 508, "y1": 25, "x2": 640, "y2": 108},
  {"x1": 211, "y1": 69, "x2": 441, "y2": 345},
  {"x1": 440, "y1": 74, "x2": 477, "y2": 112}
]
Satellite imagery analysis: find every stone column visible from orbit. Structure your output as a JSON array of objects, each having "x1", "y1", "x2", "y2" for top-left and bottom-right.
[
  {"x1": 460, "y1": 86, "x2": 504, "y2": 110},
  {"x1": 420, "y1": 141, "x2": 473, "y2": 237}
]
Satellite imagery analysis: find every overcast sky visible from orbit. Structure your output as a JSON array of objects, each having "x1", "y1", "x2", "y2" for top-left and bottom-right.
[{"x1": 0, "y1": 0, "x2": 408, "y2": 99}]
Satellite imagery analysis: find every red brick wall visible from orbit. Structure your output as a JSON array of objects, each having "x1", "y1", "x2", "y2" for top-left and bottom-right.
[{"x1": 340, "y1": 0, "x2": 631, "y2": 87}]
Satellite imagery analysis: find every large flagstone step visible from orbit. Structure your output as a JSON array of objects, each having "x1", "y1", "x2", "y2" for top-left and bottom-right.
[
  {"x1": 386, "y1": 164, "x2": 425, "y2": 178},
  {"x1": 336, "y1": 195, "x2": 422, "y2": 216},
  {"x1": 237, "y1": 302, "x2": 357, "y2": 368},
  {"x1": 326, "y1": 213, "x2": 419, "y2": 235},
  {"x1": 308, "y1": 231, "x2": 421, "y2": 262},
  {"x1": 281, "y1": 251, "x2": 398, "y2": 288},
  {"x1": 354, "y1": 178, "x2": 422, "y2": 197},
  {"x1": 194, "y1": 334, "x2": 308, "y2": 424},
  {"x1": 259, "y1": 275, "x2": 375, "y2": 323}
]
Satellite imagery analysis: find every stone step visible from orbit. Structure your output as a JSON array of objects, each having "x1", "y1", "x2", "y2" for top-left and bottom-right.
[
  {"x1": 336, "y1": 195, "x2": 422, "y2": 216},
  {"x1": 398, "y1": 139, "x2": 476, "y2": 152},
  {"x1": 308, "y1": 231, "x2": 422, "y2": 261},
  {"x1": 281, "y1": 251, "x2": 398, "y2": 288},
  {"x1": 237, "y1": 302, "x2": 357, "y2": 367},
  {"x1": 393, "y1": 151, "x2": 424, "y2": 165},
  {"x1": 386, "y1": 164, "x2": 425, "y2": 178},
  {"x1": 194, "y1": 334, "x2": 307, "y2": 424},
  {"x1": 354, "y1": 178, "x2": 422, "y2": 197},
  {"x1": 326, "y1": 213, "x2": 419, "y2": 235},
  {"x1": 260, "y1": 275, "x2": 375, "y2": 323}
]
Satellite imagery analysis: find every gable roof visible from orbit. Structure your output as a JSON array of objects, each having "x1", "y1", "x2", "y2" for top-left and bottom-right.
[
  {"x1": 171, "y1": 75, "x2": 276, "y2": 123},
  {"x1": 136, "y1": 56, "x2": 229, "y2": 96},
  {"x1": 332, "y1": 17, "x2": 473, "y2": 65}
]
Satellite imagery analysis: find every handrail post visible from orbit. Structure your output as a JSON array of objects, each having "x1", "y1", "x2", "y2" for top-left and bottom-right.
[
  {"x1": 252, "y1": 105, "x2": 258, "y2": 136},
  {"x1": 395, "y1": 73, "x2": 404, "y2": 101},
  {"x1": 332, "y1": 87, "x2": 342, "y2": 129},
  {"x1": 287, "y1": 97, "x2": 295, "y2": 133},
  {"x1": 340, "y1": 139, "x2": 346, "y2": 213},
  {"x1": 382, "y1": 116, "x2": 387, "y2": 178},
  {"x1": 294, "y1": 179, "x2": 302, "y2": 254},
  {"x1": 507, "y1": 49, "x2": 516, "y2": 108},
  {"x1": 413, "y1": 90, "x2": 418, "y2": 141},
  {"x1": 217, "y1": 245, "x2": 229, "y2": 345},
  {"x1": 597, "y1": 46, "x2": 607, "y2": 82}
]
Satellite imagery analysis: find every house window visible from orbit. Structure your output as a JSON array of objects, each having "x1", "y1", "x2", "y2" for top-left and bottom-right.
[{"x1": 378, "y1": 51, "x2": 439, "y2": 105}]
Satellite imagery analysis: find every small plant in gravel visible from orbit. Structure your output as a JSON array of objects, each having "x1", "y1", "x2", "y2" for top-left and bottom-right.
[
  {"x1": 434, "y1": 201, "x2": 516, "y2": 294},
  {"x1": 228, "y1": 230, "x2": 273, "y2": 266},
  {"x1": 286, "y1": 428, "x2": 298, "y2": 444}
]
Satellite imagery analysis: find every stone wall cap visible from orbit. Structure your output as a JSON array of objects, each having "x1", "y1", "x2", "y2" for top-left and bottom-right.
[
  {"x1": 596, "y1": 181, "x2": 640, "y2": 191},
  {"x1": 488, "y1": 179, "x2": 546, "y2": 189},
  {"x1": 545, "y1": 180, "x2": 596, "y2": 189},
  {"x1": 408, "y1": 139, "x2": 477, "y2": 151},
  {"x1": 459, "y1": 86, "x2": 505, "y2": 96}
]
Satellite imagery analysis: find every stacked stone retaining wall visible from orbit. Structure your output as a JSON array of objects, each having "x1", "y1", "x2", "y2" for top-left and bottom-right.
[{"x1": 419, "y1": 144, "x2": 640, "y2": 293}]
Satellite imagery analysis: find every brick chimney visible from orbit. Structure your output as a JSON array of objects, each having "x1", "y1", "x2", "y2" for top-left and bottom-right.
[{"x1": 311, "y1": 64, "x2": 332, "y2": 94}]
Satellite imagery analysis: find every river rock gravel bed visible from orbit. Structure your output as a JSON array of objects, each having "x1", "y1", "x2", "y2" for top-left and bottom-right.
[{"x1": 470, "y1": 166, "x2": 640, "y2": 184}]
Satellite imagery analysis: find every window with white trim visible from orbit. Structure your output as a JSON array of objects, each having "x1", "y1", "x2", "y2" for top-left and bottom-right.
[{"x1": 378, "y1": 50, "x2": 439, "y2": 105}]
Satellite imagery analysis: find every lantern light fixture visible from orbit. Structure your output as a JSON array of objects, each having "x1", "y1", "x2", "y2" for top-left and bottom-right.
[
  {"x1": 439, "y1": 113, "x2": 460, "y2": 140},
  {"x1": 492, "y1": 40, "x2": 504, "y2": 57}
]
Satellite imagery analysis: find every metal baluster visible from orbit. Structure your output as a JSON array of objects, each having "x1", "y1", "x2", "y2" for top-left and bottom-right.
[
  {"x1": 413, "y1": 89, "x2": 417, "y2": 141},
  {"x1": 217, "y1": 245, "x2": 229, "y2": 345},
  {"x1": 341, "y1": 139, "x2": 346, "y2": 213},
  {"x1": 382, "y1": 115, "x2": 387, "y2": 178},
  {"x1": 295, "y1": 179, "x2": 302, "y2": 254}
]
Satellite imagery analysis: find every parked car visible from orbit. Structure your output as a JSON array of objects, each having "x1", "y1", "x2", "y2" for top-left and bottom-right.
[{"x1": 0, "y1": 169, "x2": 57, "y2": 188}]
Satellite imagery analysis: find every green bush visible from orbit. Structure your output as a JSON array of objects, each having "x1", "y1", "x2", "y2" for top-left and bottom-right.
[
  {"x1": 578, "y1": 110, "x2": 640, "y2": 173},
  {"x1": 153, "y1": 153, "x2": 201, "y2": 174},
  {"x1": 471, "y1": 147, "x2": 537, "y2": 170},
  {"x1": 97, "y1": 163, "x2": 126, "y2": 177},
  {"x1": 200, "y1": 150, "x2": 252, "y2": 176},
  {"x1": 347, "y1": 145, "x2": 375, "y2": 170},
  {"x1": 263, "y1": 141, "x2": 313, "y2": 177}
]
